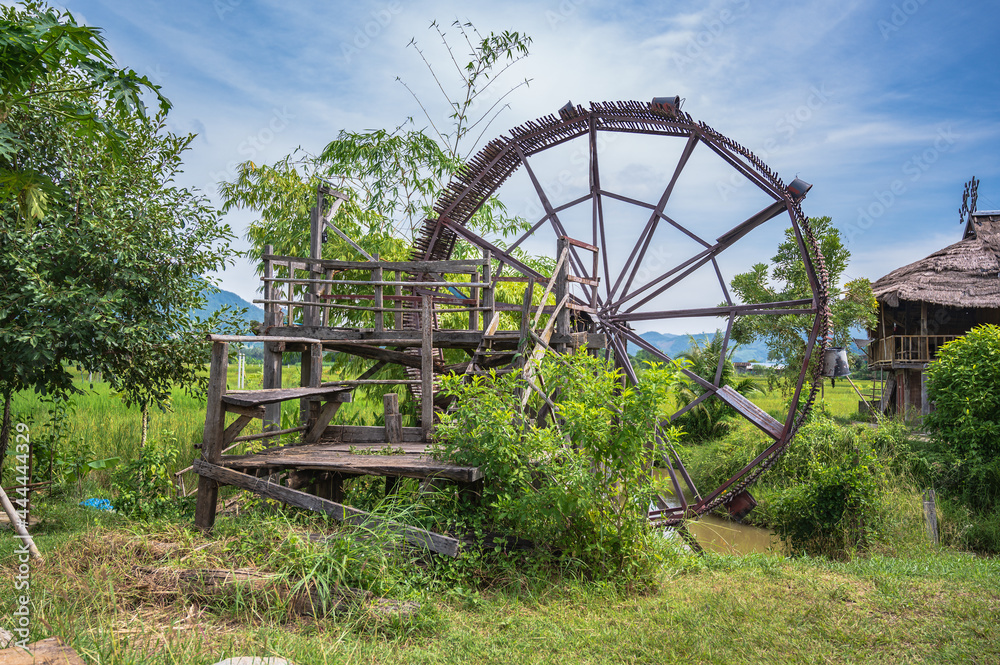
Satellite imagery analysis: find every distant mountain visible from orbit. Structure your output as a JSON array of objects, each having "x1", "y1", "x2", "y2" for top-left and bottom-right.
[
  {"x1": 191, "y1": 287, "x2": 265, "y2": 325},
  {"x1": 630, "y1": 331, "x2": 772, "y2": 364}
]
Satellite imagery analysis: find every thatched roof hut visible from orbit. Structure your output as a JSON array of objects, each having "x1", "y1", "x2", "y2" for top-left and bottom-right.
[
  {"x1": 873, "y1": 212, "x2": 1000, "y2": 309},
  {"x1": 868, "y1": 210, "x2": 1000, "y2": 418}
]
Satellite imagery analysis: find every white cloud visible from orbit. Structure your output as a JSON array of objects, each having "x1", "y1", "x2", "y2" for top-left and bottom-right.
[{"x1": 55, "y1": 0, "x2": 1000, "y2": 321}]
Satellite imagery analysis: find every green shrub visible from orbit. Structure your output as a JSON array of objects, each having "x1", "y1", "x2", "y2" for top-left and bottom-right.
[
  {"x1": 686, "y1": 414, "x2": 911, "y2": 557},
  {"x1": 111, "y1": 433, "x2": 191, "y2": 520},
  {"x1": 770, "y1": 448, "x2": 888, "y2": 556},
  {"x1": 923, "y1": 325, "x2": 1000, "y2": 512},
  {"x1": 936, "y1": 498, "x2": 1000, "y2": 552},
  {"x1": 432, "y1": 351, "x2": 682, "y2": 578}
]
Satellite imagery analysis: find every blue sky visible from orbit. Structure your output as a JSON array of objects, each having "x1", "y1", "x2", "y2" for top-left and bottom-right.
[{"x1": 57, "y1": 0, "x2": 1000, "y2": 333}]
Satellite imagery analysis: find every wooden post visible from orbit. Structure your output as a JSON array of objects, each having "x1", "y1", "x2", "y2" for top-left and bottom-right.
[
  {"x1": 384, "y1": 392, "x2": 402, "y2": 444},
  {"x1": 519, "y1": 279, "x2": 535, "y2": 353},
  {"x1": 554, "y1": 238, "x2": 570, "y2": 353},
  {"x1": 384, "y1": 392, "x2": 402, "y2": 495},
  {"x1": 469, "y1": 270, "x2": 479, "y2": 331},
  {"x1": 923, "y1": 488, "x2": 939, "y2": 544},
  {"x1": 322, "y1": 268, "x2": 333, "y2": 327},
  {"x1": 373, "y1": 258, "x2": 384, "y2": 333},
  {"x1": 920, "y1": 301, "x2": 929, "y2": 361},
  {"x1": 591, "y1": 240, "x2": 599, "y2": 312},
  {"x1": 921, "y1": 371, "x2": 930, "y2": 417},
  {"x1": 262, "y1": 245, "x2": 282, "y2": 438},
  {"x1": 300, "y1": 342, "x2": 323, "y2": 426},
  {"x1": 394, "y1": 271, "x2": 403, "y2": 330},
  {"x1": 300, "y1": 194, "x2": 324, "y2": 426},
  {"x1": 421, "y1": 296, "x2": 434, "y2": 441},
  {"x1": 482, "y1": 250, "x2": 494, "y2": 323},
  {"x1": 313, "y1": 473, "x2": 333, "y2": 500},
  {"x1": 0, "y1": 485, "x2": 42, "y2": 561},
  {"x1": 194, "y1": 342, "x2": 229, "y2": 530},
  {"x1": 306, "y1": 199, "x2": 323, "y2": 328}
]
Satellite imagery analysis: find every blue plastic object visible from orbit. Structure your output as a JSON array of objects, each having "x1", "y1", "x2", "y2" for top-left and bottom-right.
[{"x1": 79, "y1": 498, "x2": 115, "y2": 511}]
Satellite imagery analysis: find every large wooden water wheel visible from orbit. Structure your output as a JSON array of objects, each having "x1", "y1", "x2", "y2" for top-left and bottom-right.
[{"x1": 410, "y1": 99, "x2": 831, "y2": 524}]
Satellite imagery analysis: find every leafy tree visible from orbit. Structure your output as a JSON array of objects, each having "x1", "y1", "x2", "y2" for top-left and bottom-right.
[
  {"x1": 729, "y1": 217, "x2": 877, "y2": 383},
  {"x1": 219, "y1": 20, "x2": 544, "y2": 411},
  {"x1": 223, "y1": 20, "x2": 535, "y2": 264},
  {"x1": 0, "y1": 1, "x2": 168, "y2": 221},
  {"x1": 1, "y1": 4, "x2": 241, "y2": 468}
]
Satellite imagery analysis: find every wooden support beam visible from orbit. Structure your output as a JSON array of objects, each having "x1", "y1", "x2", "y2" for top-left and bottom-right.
[
  {"x1": 469, "y1": 269, "x2": 479, "y2": 331},
  {"x1": 421, "y1": 295, "x2": 434, "y2": 441},
  {"x1": 373, "y1": 262, "x2": 384, "y2": 333},
  {"x1": 554, "y1": 237, "x2": 570, "y2": 353},
  {"x1": 482, "y1": 249, "x2": 494, "y2": 322},
  {"x1": 301, "y1": 341, "x2": 324, "y2": 425},
  {"x1": 307, "y1": 201, "x2": 323, "y2": 327},
  {"x1": 195, "y1": 342, "x2": 229, "y2": 531},
  {"x1": 306, "y1": 400, "x2": 345, "y2": 443},
  {"x1": 533, "y1": 248, "x2": 567, "y2": 329},
  {"x1": 558, "y1": 235, "x2": 600, "y2": 252},
  {"x1": 222, "y1": 387, "x2": 351, "y2": 408},
  {"x1": 384, "y1": 393, "x2": 403, "y2": 497},
  {"x1": 326, "y1": 342, "x2": 424, "y2": 369},
  {"x1": 223, "y1": 450, "x2": 482, "y2": 483},
  {"x1": 222, "y1": 414, "x2": 254, "y2": 446},
  {"x1": 715, "y1": 385, "x2": 784, "y2": 440},
  {"x1": 519, "y1": 279, "x2": 534, "y2": 355},
  {"x1": 262, "y1": 244, "x2": 282, "y2": 438},
  {"x1": 193, "y1": 460, "x2": 461, "y2": 556},
  {"x1": 320, "y1": 424, "x2": 426, "y2": 444},
  {"x1": 393, "y1": 271, "x2": 403, "y2": 330},
  {"x1": 262, "y1": 254, "x2": 486, "y2": 272},
  {"x1": 223, "y1": 404, "x2": 267, "y2": 419}
]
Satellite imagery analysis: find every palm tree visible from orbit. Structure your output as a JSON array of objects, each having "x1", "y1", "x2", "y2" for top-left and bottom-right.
[{"x1": 671, "y1": 331, "x2": 759, "y2": 442}]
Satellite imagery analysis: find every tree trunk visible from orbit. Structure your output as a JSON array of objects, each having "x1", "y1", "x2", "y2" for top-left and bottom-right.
[
  {"x1": 0, "y1": 390, "x2": 11, "y2": 476},
  {"x1": 140, "y1": 403, "x2": 149, "y2": 448}
]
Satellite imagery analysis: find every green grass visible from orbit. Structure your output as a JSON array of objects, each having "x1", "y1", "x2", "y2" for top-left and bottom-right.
[
  {"x1": 3, "y1": 362, "x2": 386, "y2": 492},
  {"x1": 1, "y1": 502, "x2": 997, "y2": 665},
  {"x1": 749, "y1": 377, "x2": 876, "y2": 423},
  {"x1": 4, "y1": 374, "x2": 998, "y2": 663}
]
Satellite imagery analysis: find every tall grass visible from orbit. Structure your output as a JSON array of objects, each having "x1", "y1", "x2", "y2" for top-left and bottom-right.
[{"x1": 4, "y1": 362, "x2": 387, "y2": 492}]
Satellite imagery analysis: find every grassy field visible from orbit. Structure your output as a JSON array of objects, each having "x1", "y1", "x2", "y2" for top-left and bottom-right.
[
  {"x1": 3, "y1": 363, "x2": 387, "y2": 493},
  {"x1": 4, "y1": 372, "x2": 998, "y2": 664},
  {"x1": 2, "y1": 500, "x2": 998, "y2": 665},
  {"x1": 751, "y1": 376, "x2": 877, "y2": 422}
]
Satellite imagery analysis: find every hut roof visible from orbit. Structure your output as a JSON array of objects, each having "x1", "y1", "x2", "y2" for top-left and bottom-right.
[{"x1": 873, "y1": 212, "x2": 1000, "y2": 309}]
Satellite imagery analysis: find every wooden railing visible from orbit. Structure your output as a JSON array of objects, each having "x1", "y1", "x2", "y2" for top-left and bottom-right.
[
  {"x1": 868, "y1": 335, "x2": 960, "y2": 365},
  {"x1": 255, "y1": 253, "x2": 495, "y2": 331}
]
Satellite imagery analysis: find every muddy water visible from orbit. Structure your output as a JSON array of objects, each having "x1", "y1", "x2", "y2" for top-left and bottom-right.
[
  {"x1": 687, "y1": 515, "x2": 785, "y2": 555},
  {"x1": 653, "y1": 470, "x2": 784, "y2": 555}
]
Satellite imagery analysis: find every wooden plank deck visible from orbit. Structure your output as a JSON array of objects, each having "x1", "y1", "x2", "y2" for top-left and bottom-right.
[
  {"x1": 221, "y1": 443, "x2": 480, "y2": 483},
  {"x1": 221, "y1": 386, "x2": 352, "y2": 408},
  {"x1": 318, "y1": 442, "x2": 431, "y2": 454}
]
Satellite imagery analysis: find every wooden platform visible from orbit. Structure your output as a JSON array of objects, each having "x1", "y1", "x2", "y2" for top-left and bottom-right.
[
  {"x1": 221, "y1": 442, "x2": 481, "y2": 483},
  {"x1": 222, "y1": 386, "x2": 352, "y2": 408}
]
